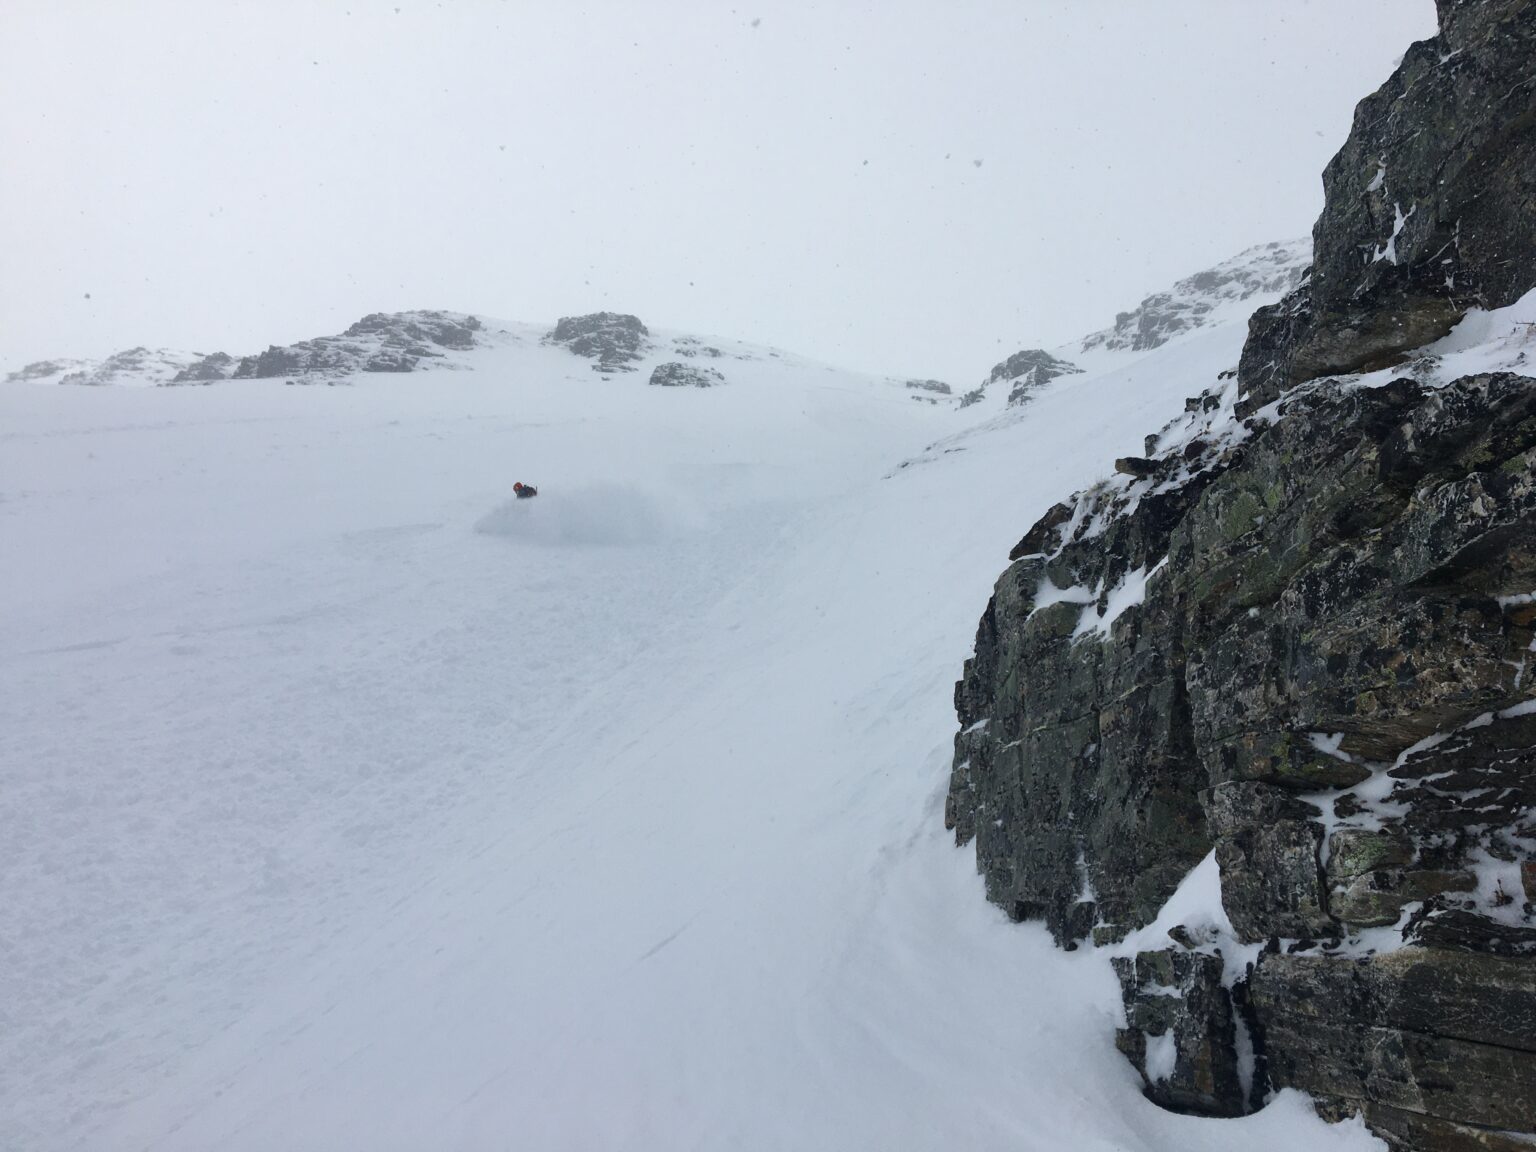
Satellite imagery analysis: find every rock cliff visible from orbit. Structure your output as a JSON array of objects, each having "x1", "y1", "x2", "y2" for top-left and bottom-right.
[
  {"x1": 946, "y1": 3, "x2": 1536, "y2": 1147},
  {"x1": 1239, "y1": 0, "x2": 1536, "y2": 410}
]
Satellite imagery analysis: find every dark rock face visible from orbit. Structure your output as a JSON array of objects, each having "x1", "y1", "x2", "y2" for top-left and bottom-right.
[
  {"x1": 984, "y1": 349, "x2": 1081, "y2": 407},
  {"x1": 948, "y1": 444, "x2": 1224, "y2": 944},
  {"x1": 232, "y1": 311, "x2": 483, "y2": 379},
  {"x1": 1112, "y1": 949, "x2": 1247, "y2": 1116},
  {"x1": 1252, "y1": 950, "x2": 1536, "y2": 1142},
  {"x1": 950, "y1": 367, "x2": 1536, "y2": 1148},
  {"x1": 648, "y1": 361, "x2": 724, "y2": 388},
  {"x1": 1239, "y1": 0, "x2": 1536, "y2": 408},
  {"x1": 949, "y1": 9, "x2": 1536, "y2": 1145},
  {"x1": 546, "y1": 312, "x2": 649, "y2": 373},
  {"x1": 905, "y1": 378, "x2": 952, "y2": 395}
]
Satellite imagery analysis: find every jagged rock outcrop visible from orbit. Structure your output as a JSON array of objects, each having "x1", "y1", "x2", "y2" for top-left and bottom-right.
[
  {"x1": 985, "y1": 349, "x2": 1082, "y2": 407},
  {"x1": 649, "y1": 361, "x2": 724, "y2": 388},
  {"x1": 546, "y1": 312, "x2": 650, "y2": 373},
  {"x1": 1081, "y1": 240, "x2": 1310, "y2": 356},
  {"x1": 1239, "y1": 0, "x2": 1536, "y2": 409},
  {"x1": 171, "y1": 351, "x2": 236, "y2": 383},
  {"x1": 948, "y1": 5, "x2": 1536, "y2": 1148},
  {"x1": 232, "y1": 310, "x2": 483, "y2": 379}
]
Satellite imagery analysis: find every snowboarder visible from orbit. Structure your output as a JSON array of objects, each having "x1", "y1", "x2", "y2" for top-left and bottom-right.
[{"x1": 514, "y1": 481, "x2": 538, "y2": 499}]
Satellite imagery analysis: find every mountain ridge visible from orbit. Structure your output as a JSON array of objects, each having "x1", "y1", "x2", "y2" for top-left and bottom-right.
[{"x1": 4, "y1": 241, "x2": 1311, "y2": 406}]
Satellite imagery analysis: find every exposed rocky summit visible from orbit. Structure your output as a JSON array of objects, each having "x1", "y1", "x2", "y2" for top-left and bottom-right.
[
  {"x1": 229, "y1": 310, "x2": 483, "y2": 380},
  {"x1": 947, "y1": 4, "x2": 1536, "y2": 1148},
  {"x1": 1239, "y1": 0, "x2": 1536, "y2": 409},
  {"x1": 649, "y1": 361, "x2": 725, "y2": 388},
  {"x1": 545, "y1": 312, "x2": 650, "y2": 373},
  {"x1": 1081, "y1": 239, "x2": 1310, "y2": 357}
]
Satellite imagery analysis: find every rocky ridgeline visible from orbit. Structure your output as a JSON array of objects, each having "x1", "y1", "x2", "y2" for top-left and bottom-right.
[
  {"x1": 5, "y1": 311, "x2": 486, "y2": 387},
  {"x1": 946, "y1": 2, "x2": 1536, "y2": 1148},
  {"x1": 1080, "y1": 240, "x2": 1310, "y2": 356},
  {"x1": 5, "y1": 348, "x2": 206, "y2": 387},
  {"x1": 216, "y1": 310, "x2": 483, "y2": 381},
  {"x1": 5, "y1": 358, "x2": 95, "y2": 384}
]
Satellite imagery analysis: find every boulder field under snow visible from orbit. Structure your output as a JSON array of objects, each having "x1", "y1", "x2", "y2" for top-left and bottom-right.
[
  {"x1": 649, "y1": 361, "x2": 726, "y2": 388},
  {"x1": 947, "y1": 2, "x2": 1536, "y2": 1148}
]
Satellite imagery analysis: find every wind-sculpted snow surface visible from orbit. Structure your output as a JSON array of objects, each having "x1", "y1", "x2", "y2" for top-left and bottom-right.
[
  {"x1": 0, "y1": 286, "x2": 1382, "y2": 1151},
  {"x1": 475, "y1": 484, "x2": 699, "y2": 547}
]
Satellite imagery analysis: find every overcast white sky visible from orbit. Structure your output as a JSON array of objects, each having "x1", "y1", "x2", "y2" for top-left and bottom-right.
[{"x1": 2, "y1": 1, "x2": 1436, "y2": 383}]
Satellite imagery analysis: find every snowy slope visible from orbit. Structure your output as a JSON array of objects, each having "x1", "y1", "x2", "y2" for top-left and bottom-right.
[{"x1": 2, "y1": 276, "x2": 1398, "y2": 1150}]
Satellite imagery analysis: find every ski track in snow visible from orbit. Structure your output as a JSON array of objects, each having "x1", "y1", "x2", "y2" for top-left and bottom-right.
[{"x1": 1, "y1": 329, "x2": 1385, "y2": 1150}]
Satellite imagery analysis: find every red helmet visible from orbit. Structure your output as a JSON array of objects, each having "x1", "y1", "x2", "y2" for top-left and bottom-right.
[{"x1": 514, "y1": 482, "x2": 523, "y2": 490}]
